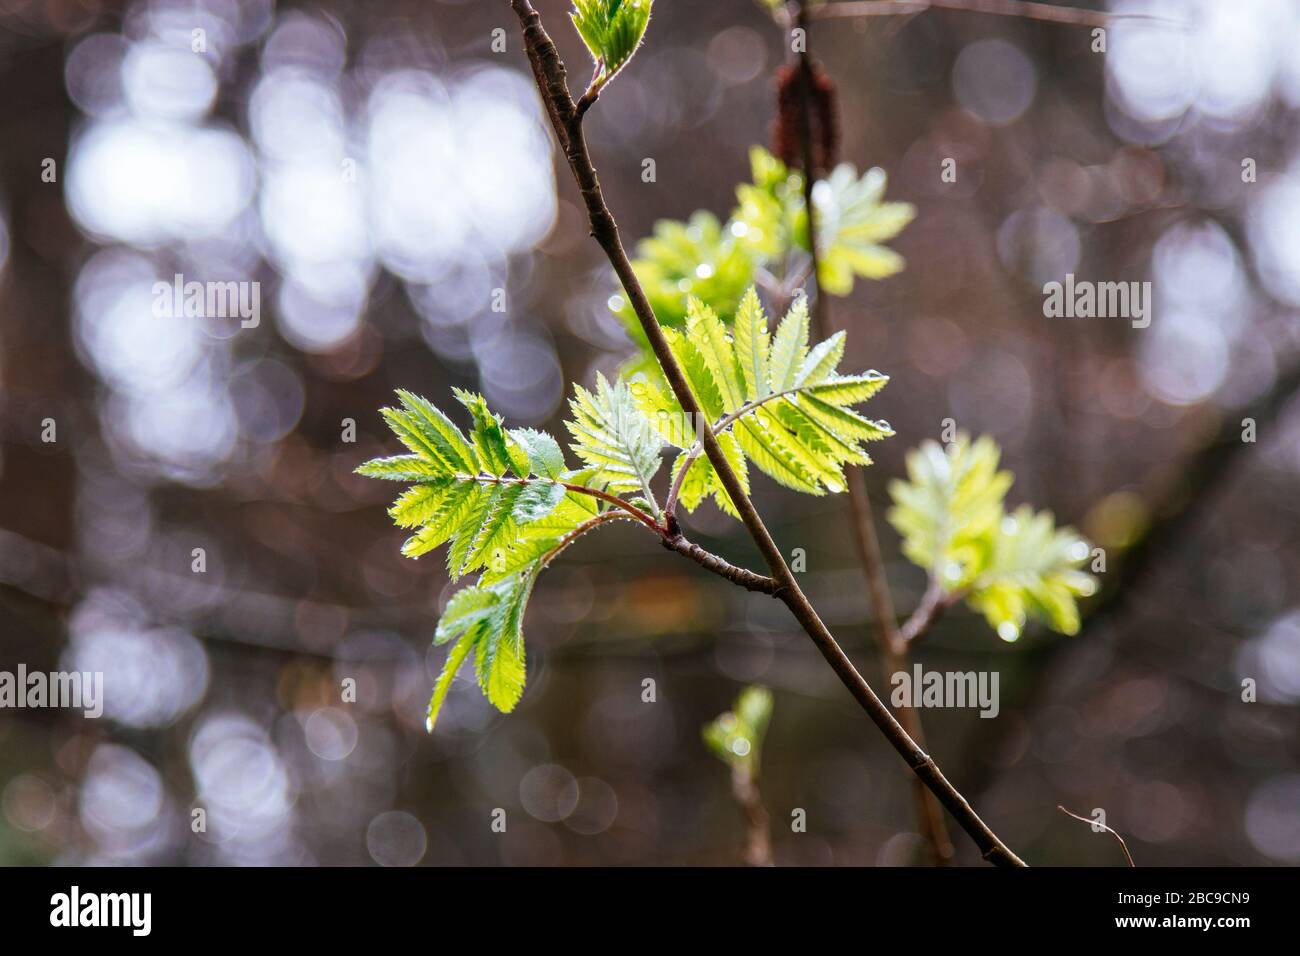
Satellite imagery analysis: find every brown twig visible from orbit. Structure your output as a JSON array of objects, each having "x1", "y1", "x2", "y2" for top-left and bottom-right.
[
  {"x1": 538, "y1": 511, "x2": 637, "y2": 568},
  {"x1": 733, "y1": 766, "x2": 774, "y2": 866},
  {"x1": 660, "y1": 533, "x2": 783, "y2": 595},
  {"x1": 811, "y1": 0, "x2": 1178, "y2": 28},
  {"x1": 1057, "y1": 805, "x2": 1136, "y2": 867},
  {"x1": 508, "y1": 0, "x2": 1024, "y2": 867},
  {"x1": 791, "y1": 0, "x2": 956, "y2": 866},
  {"x1": 898, "y1": 580, "x2": 964, "y2": 646}
]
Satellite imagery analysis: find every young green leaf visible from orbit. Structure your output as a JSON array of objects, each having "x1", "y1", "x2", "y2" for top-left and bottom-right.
[
  {"x1": 966, "y1": 506, "x2": 1097, "y2": 641},
  {"x1": 424, "y1": 573, "x2": 534, "y2": 730},
  {"x1": 669, "y1": 430, "x2": 749, "y2": 517},
  {"x1": 453, "y1": 388, "x2": 513, "y2": 477},
  {"x1": 734, "y1": 146, "x2": 806, "y2": 266},
  {"x1": 615, "y1": 210, "x2": 756, "y2": 335},
  {"x1": 647, "y1": 287, "x2": 892, "y2": 508},
  {"x1": 427, "y1": 631, "x2": 475, "y2": 732},
  {"x1": 355, "y1": 454, "x2": 444, "y2": 483},
  {"x1": 510, "y1": 428, "x2": 566, "y2": 480},
  {"x1": 513, "y1": 480, "x2": 567, "y2": 523},
  {"x1": 733, "y1": 287, "x2": 771, "y2": 401},
  {"x1": 768, "y1": 296, "x2": 810, "y2": 391},
  {"x1": 888, "y1": 434, "x2": 1097, "y2": 642},
  {"x1": 813, "y1": 163, "x2": 916, "y2": 296},
  {"x1": 571, "y1": 0, "x2": 652, "y2": 88},
  {"x1": 566, "y1": 372, "x2": 664, "y2": 512},
  {"x1": 359, "y1": 388, "x2": 658, "y2": 730},
  {"x1": 887, "y1": 434, "x2": 1011, "y2": 588},
  {"x1": 703, "y1": 685, "x2": 774, "y2": 773},
  {"x1": 609, "y1": 147, "x2": 913, "y2": 351}
]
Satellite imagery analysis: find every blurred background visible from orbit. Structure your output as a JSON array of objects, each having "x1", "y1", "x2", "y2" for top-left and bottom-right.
[{"x1": 1, "y1": 0, "x2": 1298, "y2": 866}]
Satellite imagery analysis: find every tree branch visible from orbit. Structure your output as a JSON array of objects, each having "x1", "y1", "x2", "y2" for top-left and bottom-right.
[
  {"x1": 811, "y1": 0, "x2": 1175, "y2": 28},
  {"x1": 898, "y1": 579, "x2": 962, "y2": 646},
  {"x1": 733, "y1": 765, "x2": 774, "y2": 866},
  {"x1": 508, "y1": 0, "x2": 1023, "y2": 867},
  {"x1": 660, "y1": 533, "x2": 782, "y2": 595},
  {"x1": 791, "y1": 0, "x2": 955, "y2": 866}
]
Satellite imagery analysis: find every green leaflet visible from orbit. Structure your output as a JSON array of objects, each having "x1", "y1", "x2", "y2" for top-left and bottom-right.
[
  {"x1": 355, "y1": 454, "x2": 444, "y2": 483},
  {"x1": 664, "y1": 326, "x2": 725, "y2": 420},
  {"x1": 453, "y1": 388, "x2": 513, "y2": 477},
  {"x1": 394, "y1": 388, "x2": 478, "y2": 472},
  {"x1": 513, "y1": 480, "x2": 567, "y2": 523},
  {"x1": 389, "y1": 479, "x2": 456, "y2": 529},
  {"x1": 435, "y1": 585, "x2": 500, "y2": 646},
  {"x1": 479, "y1": 494, "x2": 594, "y2": 586},
  {"x1": 399, "y1": 482, "x2": 481, "y2": 559},
  {"x1": 638, "y1": 286, "x2": 893, "y2": 507},
  {"x1": 631, "y1": 379, "x2": 698, "y2": 448},
  {"x1": 510, "y1": 428, "x2": 566, "y2": 479},
  {"x1": 813, "y1": 162, "x2": 916, "y2": 296},
  {"x1": 887, "y1": 434, "x2": 1097, "y2": 642},
  {"x1": 566, "y1": 373, "x2": 663, "y2": 512},
  {"x1": 462, "y1": 482, "x2": 526, "y2": 576},
  {"x1": 687, "y1": 298, "x2": 746, "y2": 412},
  {"x1": 887, "y1": 434, "x2": 1012, "y2": 586},
  {"x1": 571, "y1": 0, "x2": 652, "y2": 87},
  {"x1": 966, "y1": 506, "x2": 1097, "y2": 641},
  {"x1": 473, "y1": 574, "x2": 532, "y2": 711},
  {"x1": 425, "y1": 572, "x2": 533, "y2": 731},
  {"x1": 733, "y1": 287, "x2": 771, "y2": 401},
  {"x1": 769, "y1": 297, "x2": 810, "y2": 391},
  {"x1": 427, "y1": 631, "x2": 475, "y2": 733}
]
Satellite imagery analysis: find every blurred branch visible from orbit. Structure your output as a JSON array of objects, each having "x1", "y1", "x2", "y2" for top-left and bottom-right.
[
  {"x1": 898, "y1": 581, "x2": 964, "y2": 646},
  {"x1": 791, "y1": 0, "x2": 955, "y2": 866},
  {"x1": 705, "y1": 687, "x2": 776, "y2": 865},
  {"x1": 811, "y1": 0, "x2": 1178, "y2": 28},
  {"x1": 1081, "y1": 356, "x2": 1300, "y2": 639},
  {"x1": 509, "y1": 0, "x2": 1025, "y2": 867},
  {"x1": 732, "y1": 765, "x2": 774, "y2": 866}
]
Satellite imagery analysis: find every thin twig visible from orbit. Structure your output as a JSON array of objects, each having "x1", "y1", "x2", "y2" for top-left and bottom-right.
[
  {"x1": 812, "y1": 0, "x2": 1179, "y2": 28},
  {"x1": 465, "y1": 473, "x2": 663, "y2": 531},
  {"x1": 897, "y1": 580, "x2": 963, "y2": 645},
  {"x1": 538, "y1": 511, "x2": 636, "y2": 568},
  {"x1": 791, "y1": 0, "x2": 956, "y2": 866},
  {"x1": 733, "y1": 766, "x2": 774, "y2": 866},
  {"x1": 1057, "y1": 805, "x2": 1136, "y2": 867},
  {"x1": 508, "y1": 0, "x2": 1024, "y2": 867},
  {"x1": 660, "y1": 533, "x2": 782, "y2": 595}
]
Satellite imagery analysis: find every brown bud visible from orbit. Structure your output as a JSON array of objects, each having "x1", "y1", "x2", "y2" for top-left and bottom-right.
[{"x1": 771, "y1": 61, "x2": 839, "y2": 176}]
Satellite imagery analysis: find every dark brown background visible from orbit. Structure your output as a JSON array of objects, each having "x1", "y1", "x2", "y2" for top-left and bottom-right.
[{"x1": 1, "y1": 0, "x2": 1297, "y2": 866}]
